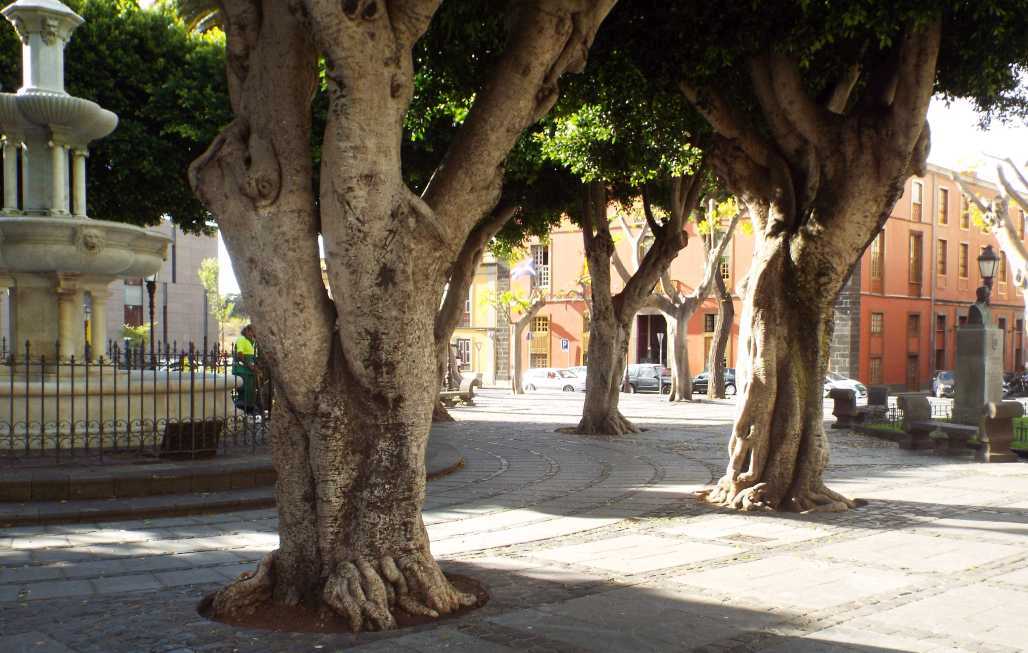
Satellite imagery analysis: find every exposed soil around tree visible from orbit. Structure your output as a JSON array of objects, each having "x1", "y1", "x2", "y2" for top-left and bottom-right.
[
  {"x1": 556, "y1": 425, "x2": 648, "y2": 435},
  {"x1": 197, "y1": 573, "x2": 488, "y2": 634}
]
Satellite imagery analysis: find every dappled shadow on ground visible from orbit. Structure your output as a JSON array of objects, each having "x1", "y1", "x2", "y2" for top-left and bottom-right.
[{"x1": 0, "y1": 556, "x2": 915, "y2": 653}]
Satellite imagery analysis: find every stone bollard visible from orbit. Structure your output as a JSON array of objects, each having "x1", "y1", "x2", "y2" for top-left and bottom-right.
[
  {"x1": 828, "y1": 388, "x2": 858, "y2": 429},
  {"x1": 979, "y1": 401, "x2": 1022, "y2": 463},
  {"x1": 866, "y1": 385, "x2": 889, "y2": 419},
  {"x1": 896, "y1": 392, "x2": 933, "y2": 449}
]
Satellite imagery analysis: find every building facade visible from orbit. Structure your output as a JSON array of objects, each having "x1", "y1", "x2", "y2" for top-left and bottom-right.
[
  {"x1": 510, "y1": 204, "x2": 751, "y2": 378},
  {"x1": 856, "y1": 165, "x2": 1027, "y2": 390},
  {"x1": 501, "y1": 164, "x2": 1027, "y2": 392},
  {"x1": 450, "y1": 252, "x2": 509, "y2": 386}
]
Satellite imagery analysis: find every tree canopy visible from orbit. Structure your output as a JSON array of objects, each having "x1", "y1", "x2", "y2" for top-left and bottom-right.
[{"x1": 0, "y1": 0, "x2": 230, "y2": 233}]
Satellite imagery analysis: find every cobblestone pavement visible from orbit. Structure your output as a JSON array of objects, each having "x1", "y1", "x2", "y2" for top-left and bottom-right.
[{"x1": 1, "y1": 389, "x2": 1026, "y2": 652}]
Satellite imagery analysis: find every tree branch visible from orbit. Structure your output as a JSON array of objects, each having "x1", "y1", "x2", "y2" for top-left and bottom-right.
[
  {"x1": 1002, "y1": 158, "x2": 1028, "y2": 201},
  {"x1": 679, "y1": 81, "x2": 770, "y2": 168},
  {"x1": 388, "y1": 0, "x2": 441, "y2": 49},
  {"x1": 423, "y1": 0, "x2": 616, "y2": 238},
  {"x1": 434, "y1": 203, "x2": 519, "y2": 346},
  {"x1": 999, "y1": 165, "x2": 1028, "y2": 215},
  {"x1": 767, "y1": 52, "x2": 830, "y2": 146},
  {"x1": 826, "y1": 64, "x2": 861, "y2": 114},
  {"x1": 887, "y1": 18, "x2": 942, "y2": 147},
  {"x1": 686, "y1": 210, "x2": 739, "y2": 303},
  {"x1": 640, "y1": 186, "x2": 662, "y2": 236}
]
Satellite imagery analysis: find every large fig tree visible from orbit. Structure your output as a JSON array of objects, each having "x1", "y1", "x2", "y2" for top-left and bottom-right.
[
  {"x1": 623, "y1": 1, "x2": 1028, "y2": 511},
  {"x1": 190, "y1": 0, "x2": 615, "y2": 629}
]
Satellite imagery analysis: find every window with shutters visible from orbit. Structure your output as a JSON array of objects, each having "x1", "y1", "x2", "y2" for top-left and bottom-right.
[
  {"x1": 936, "y1": 239, "x2": 947, "y2": 275},
  {"x1": 911, "y1": 181, "x2": 923, "y2": 222},
  {"x1": 937, "y1": 187, "x2": 948, "y2": 224}
]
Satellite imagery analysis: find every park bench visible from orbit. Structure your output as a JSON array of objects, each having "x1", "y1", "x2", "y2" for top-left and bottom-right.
[
  {"x1": 978, "y1": 400, "x2": 1022, "y2": 463},
  {"x1": 439, "y1": 376, "x2": 477, "y2": 407},
  {"x1": 896, "y1": 392, "x2": 977, "y2": 452},
  {"x1": 828, "y1": 385, "x2": 890, "y2": 429}
]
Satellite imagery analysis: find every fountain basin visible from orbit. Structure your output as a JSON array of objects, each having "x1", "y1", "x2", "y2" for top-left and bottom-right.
[{"x1": 0, "y1": 216, "x2": 168, "y2": 276}]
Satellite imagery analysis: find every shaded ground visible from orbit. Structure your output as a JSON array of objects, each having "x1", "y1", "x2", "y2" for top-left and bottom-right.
[{"x1": 1, "y1": 389, "x2": 1025, "y2": 652}]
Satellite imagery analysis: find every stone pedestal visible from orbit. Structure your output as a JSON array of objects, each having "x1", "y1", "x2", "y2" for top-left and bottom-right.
[{"x1": 953, "y1": 324, "x2": 1003, "y2": 425}]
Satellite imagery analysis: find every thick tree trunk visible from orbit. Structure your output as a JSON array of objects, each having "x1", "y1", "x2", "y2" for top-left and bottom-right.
[
  {"x1": 578, "y1": 183, "x2": 638, "y2": 434},
  {"x1": 665, "y1": 307, "x2": 692, "y2": 401},
  {"x1": 707, "y1": 272, "x2": 733, "y2": 398},
  {"x1": 700, "y1": 240, "x2": 856, "y2": 512},
  {"x1": 193, "y1": 0, "x2": 617, "y2": 629},
  {"x1": 579, "y1": 310, "x2": 636, "y2": 434}
]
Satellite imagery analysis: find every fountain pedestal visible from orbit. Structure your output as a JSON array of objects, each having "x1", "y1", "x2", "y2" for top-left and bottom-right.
[{"x1": 0, "y1": 0, "x2": 239, "y2": 453}]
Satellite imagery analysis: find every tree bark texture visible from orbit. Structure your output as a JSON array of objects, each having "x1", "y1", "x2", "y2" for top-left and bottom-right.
[
  {"x1": 707, "y1": 270, "x2": 734, "y2": 398},
  {"x1": 190, "y1": 0, "x2": 615, "y2": 630},
  {"x1": 577, "y1": 173, "x2": 703, "y2": 434},
  {"x1": 684, "y1": 20, "x2": 940, "y2": 512}
]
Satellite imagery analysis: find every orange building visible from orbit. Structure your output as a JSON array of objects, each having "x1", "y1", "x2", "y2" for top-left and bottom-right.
[
  {"x1": 510, "y1": 203, "x2": 752, "y2": 377},
  {"x1": 858, "y1": 164, "x2": 1027, "y2": 390},
  {"x1": 505, "y1": 164, "x2": 1026, "y2": 391}
]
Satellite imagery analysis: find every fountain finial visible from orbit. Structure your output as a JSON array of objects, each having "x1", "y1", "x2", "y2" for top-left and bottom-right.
[{"x1": 2, "y1": 0, "x2": 84, "y2": 96}]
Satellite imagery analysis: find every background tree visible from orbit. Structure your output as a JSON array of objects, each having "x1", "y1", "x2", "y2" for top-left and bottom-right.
[
  {"x1": 198, "y1": 258, "x2": 235, "y2": 348},
  {"x1": 618, "y1": 0, "x2": 1028, "y2": 511},
  {"x1": 537, "y1": 47, "x2": 709, "y2": 434},
  {"x1": 0, "y1": 0, "x2": 230, "y2": 233},
  {"x1": 644, "y1": 198, "x2": 740, "y2": 401},
  {"x1": 486, "y1": 289, "x2": 547, "y2": 395},
  {"x1": 190, "y1": 0, "x2": 616, "y2": 630}
]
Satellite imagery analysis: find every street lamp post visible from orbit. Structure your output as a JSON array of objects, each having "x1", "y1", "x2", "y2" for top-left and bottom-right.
[
  {"x1": 657, "y1": 332, "x2": 665, "y2": 366},
  {"x1": 145, "y1": 272, "x2": 158, "y2": 369},
  {"x1": 953, "y1": 245, "x2": 1003, "y2": 425},
  {"x1": 978, "y1": 244, "x2": 999, "y2": 297}
]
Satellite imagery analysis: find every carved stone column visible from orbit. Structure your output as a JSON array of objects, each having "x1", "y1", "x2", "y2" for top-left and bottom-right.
[
  {"x1": 72, "y1": 147, "x2": 87, "y2": 216},
  {"x1": 54, "y1": 273, "x2": 83, "y2": 360},
  {"x1": 2, "y1": 137, "x2": 18, "y2": 211},
  {"x1": 88, "y1": 286, "x2": 110, "y2": 361},
  {"x1": 49, "y1": 140, "x2": 69, "y2": 214}
]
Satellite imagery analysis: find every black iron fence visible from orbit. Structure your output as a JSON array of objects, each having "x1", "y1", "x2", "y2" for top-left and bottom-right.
[{"x1": 0, "y1": 338, "x2": 268, "y2": 460}]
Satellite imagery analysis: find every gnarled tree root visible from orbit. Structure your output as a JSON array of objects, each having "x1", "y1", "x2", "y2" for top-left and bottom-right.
[
  {"x1": 205, "y1": 550, "x2": 476, "y2": 633},
  {"x1": 575, "y1": 410, "x2": 640, "y2": 436},
  {"x1": 699, "y1": 476, "x2": 858, "y2": 513},
  {"x1": 209, "y1": 551, "x2": 276, "y2": 617},
  {"x1": 432, "y1": 401, "x2": 455, "y2": 422},
  {"x1": 323, "y1": 552, "x2": 477, "y2": 632}
]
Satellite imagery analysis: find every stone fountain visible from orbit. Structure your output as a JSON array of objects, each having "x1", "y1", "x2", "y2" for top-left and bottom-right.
[{"x1": 0, "y1": 0, "x2": 238, "y2": 452}]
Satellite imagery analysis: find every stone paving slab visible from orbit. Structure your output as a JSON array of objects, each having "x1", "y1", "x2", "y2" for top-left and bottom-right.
[{"x1": 0, "y1": 390, "x2": 1025, "y2": 653}]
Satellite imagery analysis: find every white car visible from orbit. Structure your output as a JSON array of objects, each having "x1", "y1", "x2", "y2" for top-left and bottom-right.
[
  {"x1": 824, "y1": 372, "x2": 867, "y2": 398},
  {"x1": 522, "y1": 368, "x2": 586, "y2": 392}
]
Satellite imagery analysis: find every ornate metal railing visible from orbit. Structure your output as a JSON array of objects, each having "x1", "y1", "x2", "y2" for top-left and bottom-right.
[{"x1": 0, "y1": 339, "x2": 268, "y2": 460}]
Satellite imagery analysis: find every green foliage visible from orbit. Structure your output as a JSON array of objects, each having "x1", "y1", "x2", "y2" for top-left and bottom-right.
[
  {"x1": 120, "y1": 322, "x2": 155, "y2": 345},
  {"x1": 198, "y1": 257, "x2": 234, "y2": 338},
  {"x1": 612, "y1": 1, "x2": 1028, "y2": 134},
  {"x1": 0, "y1": 0, "x2": 231, "y2": 233},
  {"x1": 482, "y1": 288, "x2": 538, "y2": 321}
]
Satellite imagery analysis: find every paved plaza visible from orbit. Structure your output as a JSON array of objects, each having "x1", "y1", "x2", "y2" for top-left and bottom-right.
[{"x1": 1, "y1": 389, "x2": 1026, "y2": 652}]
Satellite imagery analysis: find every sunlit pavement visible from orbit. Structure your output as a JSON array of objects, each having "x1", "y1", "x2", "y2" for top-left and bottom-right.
[{"x1": 1, "y1": 389, "x2": 1026, "y2": 652}]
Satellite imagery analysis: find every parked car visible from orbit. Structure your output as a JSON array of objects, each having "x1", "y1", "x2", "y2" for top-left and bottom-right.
[
  {"x1": 691, "y1": 369, "x2": 737, "y2": 396},
  {"x1": 624, "y1": 363, "x2": 671, "y2": 393},
  {"x1": 824, "y1": 372, "x2": 867, "y2": 398},
  {"x1": 931, "y1": 370, "x2": 955, "y2": 398},
  {"x1": 522, "y1": 367, "x2": 586, "y2": 392}
]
